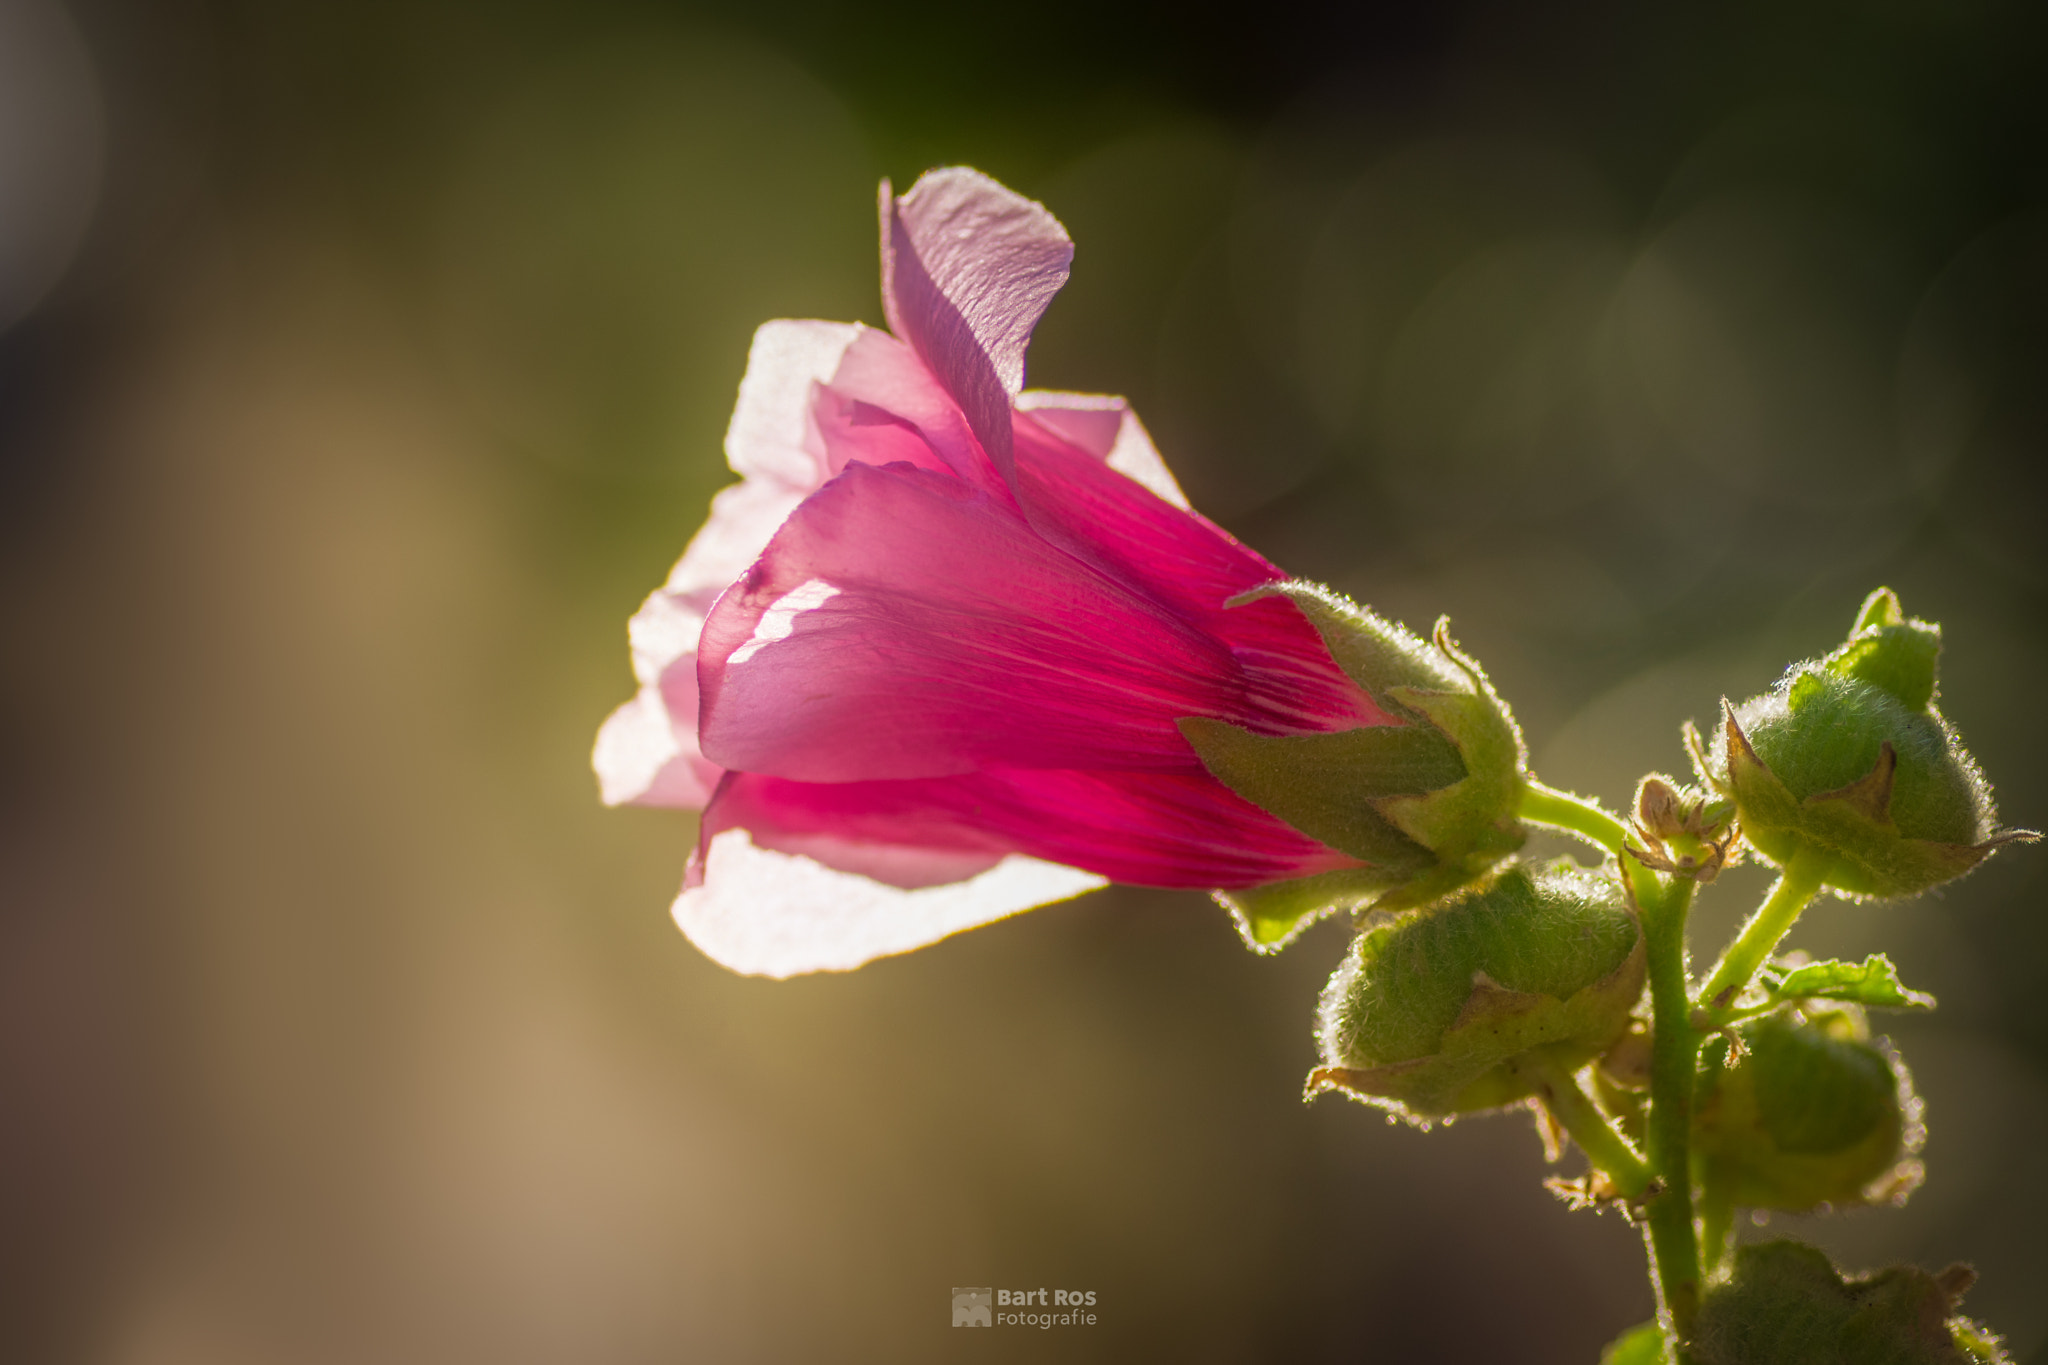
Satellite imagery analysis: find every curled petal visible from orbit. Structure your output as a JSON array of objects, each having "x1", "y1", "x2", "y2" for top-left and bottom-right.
[
  {"x1": 675, "y1": 826, "x2": 1106, "y2": 978},
  {"x1": 813, "y1": 327, "x2": 1006, "y2": 492},
  {"x1": 880, "y1": 168, "x2": 1072, "y2": 466}
]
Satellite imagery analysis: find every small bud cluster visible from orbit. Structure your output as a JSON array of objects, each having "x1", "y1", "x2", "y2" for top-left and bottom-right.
[{"x1": 1211, "y1": 585, "x2": 2035, "y2": 1364}]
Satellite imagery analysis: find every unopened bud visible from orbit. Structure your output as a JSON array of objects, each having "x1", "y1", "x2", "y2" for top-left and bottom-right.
[
  {"x1": 1308, "y1": 860, "x2": 1643, "y2": 1119},
  {"x1": 1695, "y1": 588, "x2": 2035, "y2": 898},
  {"x1": 1692, "y1": 1239, "x2": 2007, "y2": 1365},
  {"x1": 1693, "y1": 1010, "x2": 1921, "y2": 1212}
]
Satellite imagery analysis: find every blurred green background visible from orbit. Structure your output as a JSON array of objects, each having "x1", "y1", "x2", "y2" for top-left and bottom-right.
[{"x1": 2, "y1": 0, "x2": 2045, "y2": 1360}]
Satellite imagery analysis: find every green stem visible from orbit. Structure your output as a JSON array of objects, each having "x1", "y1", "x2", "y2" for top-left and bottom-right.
[
  {"x1": 1520, "y1": 778, "x2": 1707, "y2": 1331},
  {"x1": 1696, "y1": 1038, "x2": 1738, "y2": 1279},
  {"x1": 1640, "y1": 872, "x2": 1702, "y2": 1338},
  {"x1": 1518, "y1": 779, "x2": 1630, "y2": 855},
  {"x1": 1517, "y1": 778, "x2": 1661, "y2": 915},
  {"x1": 1695, "y1": 848, "x2": 1828, "y2": 1010},
  {"x1": 1516, "y1": 1053, "x2": 1651, "y2": 1198}
]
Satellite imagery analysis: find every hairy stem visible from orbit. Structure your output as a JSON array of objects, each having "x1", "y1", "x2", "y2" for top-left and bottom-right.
[
  {"x1": 1640, "y1": 872, "x2": 1702, "y2": 1338},
  {"x1": 1520, "y1": 778, "x2": 1705, "y2": 1329},
  {"x1": 1516, "y1": 1053, "x2": 1651, "y2": 1197},
  {"x1": 1518, "y1": 777, "x2": 1661, "y2": 924},
  {"x1": 1518, "y1": 779, "x2": 1630, "y2": 855},
  {"x1": 1696, "y1": 1039, "x2": 1738, "y2": 1279},
  {"x1": 1695, "y1": 848, "x2": 1828, "y2": 1010}
]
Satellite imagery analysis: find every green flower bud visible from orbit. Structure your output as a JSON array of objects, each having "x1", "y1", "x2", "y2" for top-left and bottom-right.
[
  {"x1": 1308, "y1": 860, "x2": 1643, "y2": 1119},
  {"x1": 1693, "y1": 1010, "x2": 1921, "y2": 1212},
  {"x1": 1696, "y1": 588, "x2": 2036, "y2": 898},
  {"x1": 1692, "y1": 1240, "x2": 2004, "y2": 1365},
  {"x1": 1182, "y1": 582, "x2": 1529, "y2": 949}
]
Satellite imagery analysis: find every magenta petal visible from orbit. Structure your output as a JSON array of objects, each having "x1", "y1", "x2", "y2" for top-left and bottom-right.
[
  {"x1": 705, "y1": 768, "x2": 1361, "y2": 890},
  {"x1": 880, "y1": 169, "x2": 1073, "y2": 467},
  {"x1": 697, "y1": 460, "x2": 1267, "y2": 782},
  {"x1": 701, "y1": 770, "x2": 1009, "y2": 889},
  {"x1": 1014, "y1": 390, "x2": 1189, "y2": 508},
  {"x1": 1008, "y1": 411, "x2": 1390, "y2": 734}
]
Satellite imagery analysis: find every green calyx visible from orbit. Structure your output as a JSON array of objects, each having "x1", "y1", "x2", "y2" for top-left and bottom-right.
[
  {"x1": 1697, "y1": 588, "x2": 2035, "y2": 898},
  {"x1": 1184, "y1": 581, "x2": 1529, "y2": 950},
  {"x1": 1693, "y1": 1010, "x2": 1920, "y2": 1212},
  {"x1": 1308, "y1": 860, "x2": 1644, "y2": 1119},
  {"x1": 1691, "y1": 1240, "x2": 2005, "y2": 1365}
]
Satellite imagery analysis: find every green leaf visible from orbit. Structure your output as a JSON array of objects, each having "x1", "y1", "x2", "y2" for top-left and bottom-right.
[
  {"x1": 1598, "y1": 1321, "x2": 1669, "y2": 1365},
  {"x1": 1762, "y1": 953, "x2": 1936, "y2": 1011}
]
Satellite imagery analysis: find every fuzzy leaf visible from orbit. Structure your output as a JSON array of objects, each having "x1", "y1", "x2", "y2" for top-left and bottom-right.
[{"x1": 1763, "y1": 954, "x2": 1936, "y2": 1011}]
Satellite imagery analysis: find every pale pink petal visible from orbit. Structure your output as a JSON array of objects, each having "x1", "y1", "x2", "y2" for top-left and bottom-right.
[
  {"x1": 705, "y1": 768, "x2": 1361, "y2": 891},
  {"x1": 674, "y1": 827, "x2": 1106, "y2": 978},
  {"x1": 592, "y1": 688, "x2": 718, "y2": 807},
  {"x1": 696, "y1": 460, "x2": 1262, "y2": 782},
  {"x1": 812, "y1": 328, "x2": 1006, "y2": 491},
  {"x1": 1015, "y1": 390, "x2": 1189, "y2": 509},
  {"x1": 880, "y1": 169, "x2": 1072, "y2": 465},
  {"x1": 593, "y1": 320, "x2": 861, "y2": 809},
  {"x1": 663, "y1": 479, "x2": 809, "y2": 610},
  {"x1": 594, "y1": 480, "x2": 806, "y2": 809},
  {"x1": 724, "y1": 319, "x2": 862, "y2": 488},
  {"x1": 592, "y1": 588, "x2": 721, "y2": 807}
]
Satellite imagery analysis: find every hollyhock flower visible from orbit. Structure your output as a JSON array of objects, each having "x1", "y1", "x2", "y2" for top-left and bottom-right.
[{"x1": 595, "y1": 168, "x2": 1518, "y2": 977}]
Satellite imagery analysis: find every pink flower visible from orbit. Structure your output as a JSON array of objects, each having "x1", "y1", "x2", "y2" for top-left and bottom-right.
[{"x1": 594, "y1": 168, "x2": 1398, "y2": 976}]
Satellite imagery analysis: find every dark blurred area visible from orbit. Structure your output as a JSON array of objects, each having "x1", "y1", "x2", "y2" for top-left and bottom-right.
[{"x1": 2, "y1": 0, "x2": 2044, "y2": 1360}]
